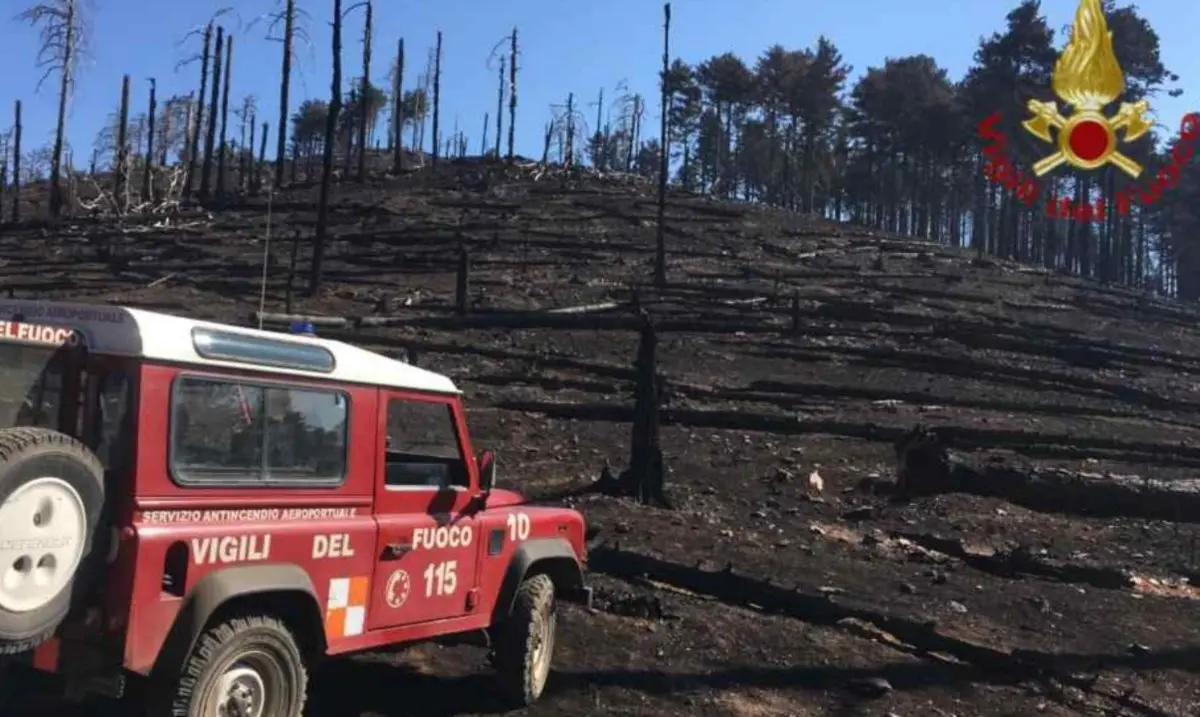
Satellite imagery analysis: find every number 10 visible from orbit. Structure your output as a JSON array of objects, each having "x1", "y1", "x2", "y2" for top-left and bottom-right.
[{"x1": 506, "y1": 512, "x2": 530, "y2": 541}]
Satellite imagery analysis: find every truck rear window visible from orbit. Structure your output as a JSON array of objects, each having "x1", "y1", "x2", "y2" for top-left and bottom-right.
[
  {"x1": 0, "y1": 342, "x2": 77, "y2": 435},
  {"x1": 169, "y1": 376, "x2": 349, "y2": 486}
]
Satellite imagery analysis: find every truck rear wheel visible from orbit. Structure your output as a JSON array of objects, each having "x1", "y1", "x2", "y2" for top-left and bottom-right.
[
  {"x1": 164, "y1": 615, "x2": 308, "y2": 717},
  {"x1": 0, "y1": 427, "x2": 104, "y2": 655},
  {"x1": 491, "y1": 573, "x2": 557, "y2": 707}
]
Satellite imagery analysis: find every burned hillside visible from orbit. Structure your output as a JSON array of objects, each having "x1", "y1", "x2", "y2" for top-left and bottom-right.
[{"x1": 5, "y1": 163, "x2": 1200, "y2": 716}]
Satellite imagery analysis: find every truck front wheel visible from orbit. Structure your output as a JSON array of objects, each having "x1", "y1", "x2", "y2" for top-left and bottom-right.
[
  {"x1": 162, "y1": 614, "x2": 308, "y2": 717},
  {"x1": 490, "y1": 573, "x2": 557, "y2": 707}
]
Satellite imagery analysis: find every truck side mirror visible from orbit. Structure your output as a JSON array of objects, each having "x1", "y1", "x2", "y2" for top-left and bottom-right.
[{"x1": 478, "y1": 449, "x2": 497, "y2": 493}]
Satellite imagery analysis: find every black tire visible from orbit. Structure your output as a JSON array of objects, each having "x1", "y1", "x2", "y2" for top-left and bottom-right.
[
  {"x1": 162, "y1": 615, "x2": 308, "y2": 717},
  {"x1": 0, "y1": 427, "x2": 104, "y2": 655},
  {"x1": 491, "y1": 573, "x2": 557, "y2": 707}
]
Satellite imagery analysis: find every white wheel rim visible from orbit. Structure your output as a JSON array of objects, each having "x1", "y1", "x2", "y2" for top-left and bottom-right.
[
  {"x1": 216, "y1": 663, "x2": 268, "y2": 717},
  {"x1": 530, "y1": 608, "x2": 556, "y2": 697},
  {"x1": 0, "y1": 477, "x2": 87, "y2": 613}
]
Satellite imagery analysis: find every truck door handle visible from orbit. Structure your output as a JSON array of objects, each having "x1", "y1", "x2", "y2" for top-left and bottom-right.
[{"x1": 381, "y1": 543, "x2": 411, "y2": 560}]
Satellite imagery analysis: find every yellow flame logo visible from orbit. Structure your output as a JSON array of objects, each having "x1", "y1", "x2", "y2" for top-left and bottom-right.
[
  {"x1": 1052, "y1": 0, "x2": 1124, "y2": 110},
  {"x1": 1021, "y1": 0, "x2": 1151, "y2": 177}
]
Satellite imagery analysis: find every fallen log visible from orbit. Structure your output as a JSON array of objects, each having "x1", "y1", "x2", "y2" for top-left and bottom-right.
[
  {"x1": 587, "y1": 544, "x2": 1043, "y2": 676},
  {"x1": 249, "y1": 312, "x2": 352, "y2": 329},
  {"x1": 891, "y1": 531, "x2": 1134, "y2": 591},
  {"x1": 895, "y1": 425, "x2": 1200, "y2": 524},
  {"x1": 253, "y1": 310, "x2": 787, "y2": 333},
  {"x1": 547, "y1": 301, "x2": 622, "y2": 314},
  {"x1": 498, "y1": 402, "x2": 1200, "y2": 522},
  {"x1": 254, "y1": 301, "x2": 624, "y2": 329}
]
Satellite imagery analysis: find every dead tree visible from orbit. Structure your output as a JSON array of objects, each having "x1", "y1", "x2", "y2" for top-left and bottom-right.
[
  {"x1": 200, "y1": 26, "x2": 224, "y2": 200},
  {"x1": 343, "y1": 87, "x2": 357, "y2": 177},
  {"x1": 0, "y1": 142, "x2": 7, "y2": 224},
  {"x1": 11, "y1": 101, "x2": 21, "y2": 223},
  {"x1": 540, "y1": 121, "x2": 553, "y2": 165},
  {"x1": 507, "y1": 28, "x2": 517, "y2": 162},
  {"x1": 481, "y1": 113, "x2": 489, "y2": 156},
  {"x1": 591, "y1": 87, "x2": 604, "y2": 169},
  {"x1": 183, "y1": 25, "x2": 212, "y2": 197},
  {"x1": 391, "y1": 37, "x2": 404, "y2": 173},
  {"x1": 565, "y1": 93, "x2": 576, "y2": 166},
  {"x1": 356, "y1": 0, "x2": 372, "y2": 182},
  {"x1": 431, "y1": 30, "x2": 442, "y2": 169},
  {"x1": 600, "y1": 314, "x2": 670, "y2": 507},
  {"x1": 309, "y1": 0, "x2": 343, "y2": 296},
  {"x1": 492, "y1": 55, "x2": 501, "y2": 157},
  {"x1": 271, "y1": 0, "x2": 305, "y2": 190},
  {"x1": 245, "y1": 114, "x2": 255, "y2": 193},
  {"x1": 20, "y1": 0, "x2": 82, "y2": 219},
  {"x1": 257, "y1": 120, "x2": 269, "y2": 193},
  {"x1": 115, "y1": 75, "x2": 131, "y2": 210},
  {"x1": 653, "y1": 3, "x2": 671, "y2": 288},
  {"x1": 216, "y1": 34, "x2": 233, "y2": 199},
  {"x1": 143, "y1": 78, "x2": 156, "y2": 200}
]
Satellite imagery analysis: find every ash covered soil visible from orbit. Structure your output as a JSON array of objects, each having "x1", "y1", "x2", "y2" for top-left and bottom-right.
[{"x1": 8, "y1": 161, "x2": 1200, "y2": 716}]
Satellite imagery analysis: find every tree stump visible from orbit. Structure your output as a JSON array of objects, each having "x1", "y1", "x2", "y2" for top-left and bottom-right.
[{"x1": 603, "y1": 312, "x2": 671, "y2": 508}]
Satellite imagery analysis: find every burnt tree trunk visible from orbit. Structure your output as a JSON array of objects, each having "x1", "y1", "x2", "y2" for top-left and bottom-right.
[
  {"x1": 0, "y1": 154, "x2": 7, "y2": 225},
  {"x1": 245, "y1": 116, "x2": 256, "y2": 194},
  {"x1": 275, "y1": 0, "x2": 296, "y2": 189},
  {"x1": 603, "y1": 315, "x2": 670, "y2": 507},
  {"x1": 653, "y1": 3, "x2": 671, "y2": 288},
  {"x1": 309, "y1": 0, "x2": 343, "y2": 296},
  {"x1": 495, "y1": 56, "x2": 504, "y2": 158},
  {"x1": 391, "y1": 38, "x2": 404, "y2": 173},
  {"x1": 257, "y1": 121, "x2": 269, "y2": 194},
  {"x1": 184, "y1": 24, "x2": 212, "y2": 198},
  {"x1": 115, "y1": 75, "x2": 131, "y2": 210},
  {"x1": 11, "y1": 100, "x2": 20, "y2": 223},
  {"x1": 431, "y1": 30, "x2": 442, "y2": 169},
  {"x1": 507, "y1": 28, "x2": 517, "y2": 163},
  {"x1": 565, "y1": 93, "x2": 575, "y2": 167},
  {"x1": 200, "y1": 26, "x2": 224, "y2": 201},
  {"x1": 216, "y1": 34, "x2": 233, "y2": 200},
  {"x1": 343, "y1": 87, "x2": 356, "y2": 177},
  {"x1": 47, "y1": 0, "x2": 76, "y2": 220},
  {"x1": 143, "y1": 78, "x2": 156, "y2": 200},
  {"x1": 357, "y1": 0, "x2": 372, "y2": 182}
]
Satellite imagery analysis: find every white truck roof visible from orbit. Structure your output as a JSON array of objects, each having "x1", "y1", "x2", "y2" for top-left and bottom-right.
[{"x1": 0, "y1": 300, "x2": 459, "y2": 394}]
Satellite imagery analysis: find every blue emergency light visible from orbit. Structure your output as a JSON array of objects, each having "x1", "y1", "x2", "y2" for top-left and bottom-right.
[{"x1": 289, "y1": 320, "x2": 316, "y2": 336}]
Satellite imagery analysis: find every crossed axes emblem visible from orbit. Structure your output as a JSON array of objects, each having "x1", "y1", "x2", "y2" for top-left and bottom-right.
[{"x1": 1023, "y1": 99, "x2": 1152, "y2": 178}]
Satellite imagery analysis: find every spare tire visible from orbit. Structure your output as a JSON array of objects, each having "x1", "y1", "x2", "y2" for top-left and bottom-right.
[{"x1": 0, "y1": 427, "x2": 104, "y2": 655}]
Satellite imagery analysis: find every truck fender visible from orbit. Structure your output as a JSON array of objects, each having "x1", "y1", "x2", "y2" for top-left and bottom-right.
[
  {"x1": 151, "y1": 563, "x2": 324, "y2": 678},
  {"x1": 490, "y1": 538, "x2": 584, "y2": 624}
]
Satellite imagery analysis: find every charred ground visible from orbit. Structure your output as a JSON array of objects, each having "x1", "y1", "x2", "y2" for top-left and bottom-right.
[{"x1": 7, "y1": 162, "x2": 1200, "y2": 716}]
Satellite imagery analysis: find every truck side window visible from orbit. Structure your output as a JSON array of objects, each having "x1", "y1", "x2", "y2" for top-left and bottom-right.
[
  {"x1": 384, "y1": 398, "x2": 466, "y2": 490},
  {"x1": 170, "y1": 376, "x2": 348, "y2": 485},
  {"x1": 94, "y1": 372, "x2": 131, "y2": 470}
]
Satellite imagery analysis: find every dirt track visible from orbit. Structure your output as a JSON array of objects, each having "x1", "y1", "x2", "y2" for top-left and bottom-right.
[{"x1": 6, "y1": 162, "x2": 1200, "y2": 715}]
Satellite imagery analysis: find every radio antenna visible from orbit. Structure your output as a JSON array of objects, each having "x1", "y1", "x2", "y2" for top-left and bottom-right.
[{"x1": 257, "y1": 181, "x2": 275, "y2": 331}]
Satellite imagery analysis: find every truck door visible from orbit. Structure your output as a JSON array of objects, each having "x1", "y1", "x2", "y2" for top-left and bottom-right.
[{"x1": 367, "y1": 392, "x2": 482, "y2": 631}]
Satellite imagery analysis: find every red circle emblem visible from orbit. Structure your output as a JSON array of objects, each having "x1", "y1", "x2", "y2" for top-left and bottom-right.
[{"x1": 1068, "y1": 119, "x2": 1110, "y2": 162}]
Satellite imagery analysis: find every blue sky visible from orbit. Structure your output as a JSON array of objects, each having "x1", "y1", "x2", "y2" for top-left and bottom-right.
[{"x1": 1, "y1": 0, "x2": 1196, "y2": 163}]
